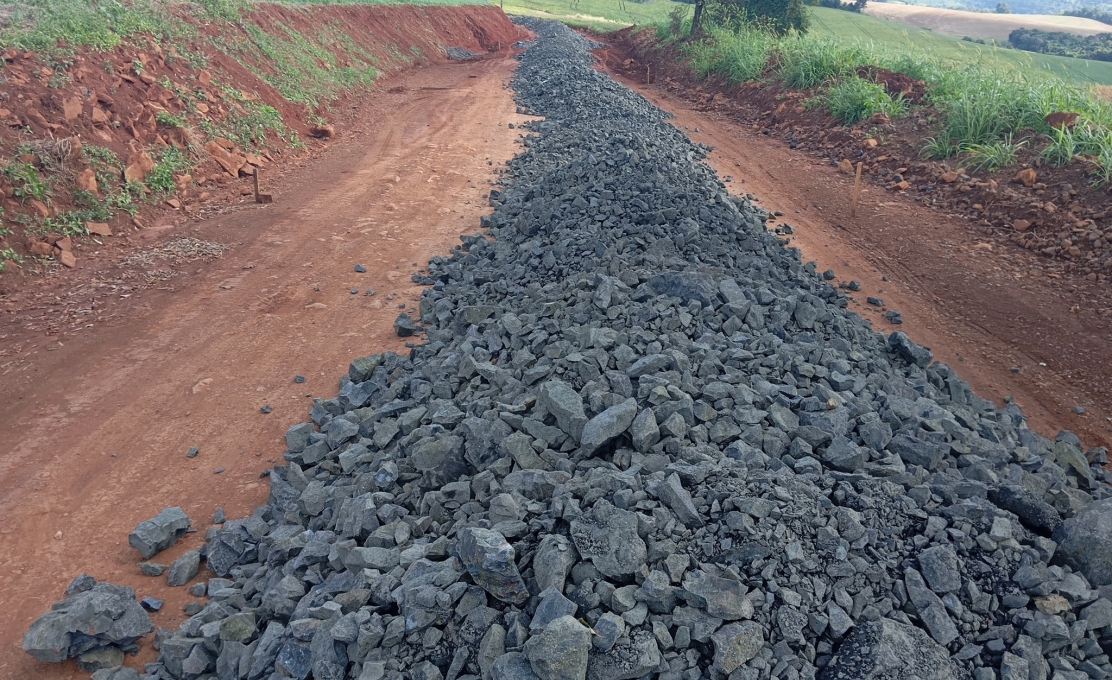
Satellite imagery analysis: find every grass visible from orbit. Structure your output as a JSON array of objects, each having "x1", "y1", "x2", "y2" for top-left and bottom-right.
[
  {"x1": 2, "y1": 160, "x2": 49, "y2": 203},
  {"x1": 655, "y1": 8, "x2": 1112, "y2": 185},
  {"x1": 146, "y1": 146, "x2": 191, "y2": 195},
  {"x1": 963, "y1": 135, "x2": 1026, "y2": 172},
  {"x1": 500, "y1": 0, "x2": 684, "y2": 31},
  {"x1": 825, "y1": 76, "x2": 905, "y2": 124},
  {"x1": 808, "y1": 7, "x2": 1112, "y2": 87},
  {"x1": 0, "y1": 0, "x2": 192, "y2": 56}
]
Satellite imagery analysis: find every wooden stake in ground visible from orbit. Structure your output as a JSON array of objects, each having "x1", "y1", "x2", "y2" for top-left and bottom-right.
[
  {"x1": 646, "y1": 65, "x2": 651, "y2": 85},
  {"x1": 850, "y1": 162, "x2": 863, "y2": 217},
  {"x1": 253, "y1": 167, "x2": 273, "y2": 204}
]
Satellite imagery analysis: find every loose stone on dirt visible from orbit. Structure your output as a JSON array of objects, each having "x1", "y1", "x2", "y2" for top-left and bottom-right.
[{"x1": 23, "y1": 18, "x2": 1112, "y2": 680}]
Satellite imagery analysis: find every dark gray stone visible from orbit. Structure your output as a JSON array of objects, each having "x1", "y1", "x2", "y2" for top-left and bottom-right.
[
  {"x1": 23, "y1": 580, "x2": 153, "y2": 663},
  {"x1": 819, "y1": 618, "x2": 954, "y2": 680},
  {"x1": 128, "y1": 507, "x2": 190, "y2": 559},
  {"x1": 166, "y1": 549, "x2": 201, "y2": 587},
  {"x1": 1053, "y1": 497, "x2": 1112, "y2": 585},
  {"x1": 458, "y1": 527, "x2": 529, "y2": 604},
  {"x1": 570, "y1": 499, "x2": 647, "y2": 579}
]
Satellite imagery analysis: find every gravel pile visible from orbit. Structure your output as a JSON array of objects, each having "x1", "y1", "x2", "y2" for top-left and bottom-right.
[{"x1": 27, "y1": 18, "x2": 1112, "y2": 680}]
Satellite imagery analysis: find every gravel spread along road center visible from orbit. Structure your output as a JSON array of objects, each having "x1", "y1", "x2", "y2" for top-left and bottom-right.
[{"x1": 11, "y1": 18, "x2": 1112, "y2": 680}]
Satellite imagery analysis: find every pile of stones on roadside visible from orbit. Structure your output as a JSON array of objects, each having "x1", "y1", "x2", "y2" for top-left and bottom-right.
[{"x1": 26, "y1": 17, "x2": 1112, "y2": 680}]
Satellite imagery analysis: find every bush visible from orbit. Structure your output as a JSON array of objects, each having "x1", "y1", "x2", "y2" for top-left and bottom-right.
[{"x1": 825, "y1": 76, "x2": 905, "y2": 123}]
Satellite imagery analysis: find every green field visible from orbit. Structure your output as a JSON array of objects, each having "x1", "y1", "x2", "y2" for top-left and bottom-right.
[
  {"x1": 809, "y1": 7, "x2": 1112, "y2": 86},
  {"x1": 498, "y1": 0, "x2": 683, "y2": 31}
]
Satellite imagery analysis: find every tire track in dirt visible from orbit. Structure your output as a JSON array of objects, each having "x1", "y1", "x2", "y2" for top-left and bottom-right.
[{"x1": 0, "y1": 56, "x2": 531, "y2": 679}]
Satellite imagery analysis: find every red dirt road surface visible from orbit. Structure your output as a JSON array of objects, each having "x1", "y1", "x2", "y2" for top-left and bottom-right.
[{"x1": 0, "y1": 55, "x2": 529, "y2": 679}]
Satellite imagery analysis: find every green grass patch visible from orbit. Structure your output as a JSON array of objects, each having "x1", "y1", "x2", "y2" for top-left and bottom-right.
[
  {"x1": 501, "y1": 0, "x2": 683, "y2": 31},
  {"x1": 197, "y1": 83, "x2": 299, "y2": 150},
  {"x1": 2, "y1": 160, "x2": 49, "y2": 203},
  {"x1": 657, "y1": 7, "x2": 1112, "y2": 185},
  {"x1": 807, "y1": 7, "x2": 1112, "y2": 87},
  {"x1": 825, "y1": 76, "x2": 905, "y2": 124},
  {"x1": 211, "y1": 20, "x2": 378, "y2": 109},
  {"x1": 146, "y1": 146, "x2": 191, "y2": 196},
  {"x1": 0, "y1": 0, "x2": 194, "y2": 56},
  {"x1": 684, "y1": 25, "x2": 772, "y2": 84}
]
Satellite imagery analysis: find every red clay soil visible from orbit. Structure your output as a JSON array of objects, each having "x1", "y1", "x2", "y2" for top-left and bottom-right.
[
  {"x1": 0, "y1": 13, "x2": 531, "y2": 679},
  {"x1": 0, "y1": 4, "x2": 521, "y2": 283},
  {"x1": 603, "y1": 28, "x2": 1112, "y2": 291},
  {"x1": 592, "y1": 33, "x2": 1112, "y2": 452}
]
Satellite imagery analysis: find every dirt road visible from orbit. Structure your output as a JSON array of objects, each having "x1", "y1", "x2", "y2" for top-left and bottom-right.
[
  {"x1": 594, "y1": 50, "x2": 1112, "y2": 451},
  {"x1": 0, "y1": 55, "x2": 528, "y2": 678}
]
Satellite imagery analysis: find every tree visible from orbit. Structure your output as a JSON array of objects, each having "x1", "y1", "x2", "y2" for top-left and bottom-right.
[{"x1": 995, "y1": 2, "x2": 1011, "y2": 13}]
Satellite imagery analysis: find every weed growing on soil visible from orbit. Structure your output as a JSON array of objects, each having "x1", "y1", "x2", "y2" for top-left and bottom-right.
[
  {"x1": 146, "y1": 147, "x2": 190, "y2": 196},
  {"x1": 3, "y1": 161, "x2": 48, "y2": 203},
  {"x1": 963, "y1": 135, "x2": 1026, "y2": 172},
  {"x1": 825, "y1": 76, "x2": 905, "y2": 124},
  {"x1": 0, "y1": 0, "x2": 180, "y2": 55},
  {"x1": 0, "y1": 246, "x2": 22, "y2": 270},
  {"x1": 778, "y1": 39, "x2": 865, "y2": 89},
  {"x1": 197, "y1": 84, "x2": 299, "y2": 150}
]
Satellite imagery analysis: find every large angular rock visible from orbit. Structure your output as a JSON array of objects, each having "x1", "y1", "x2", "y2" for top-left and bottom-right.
[
  {"x1": 989, "y1": 484, "x2": 1061, "y2": 533},
  {"x1": 711, "y1": 621, "x2": 764, "y2": 674},
  {"x1": 492, "y1": 652, "x2": 540, "y2": 680},
  {"x1": 887, "y1": 434, "x2": 945, "y2": 471},
  {"x1": 819, "y1": 618, "x2": 954, "y2": 680},
  {"x1": 23, "y1": 579, "x2": 153, "y2": 663},
  {"x1": 629, "y1": 408, "x2": 660, "y2": 452},
  {"x1": 888, "y1": 331, "x2": 933, "y2": 368},
  {"x1": 918, "y1": 545, "x2": 961, "y2": 593},
  {"x1": 128, "y1": 507, "x2": 190, "y2": 559},
  {"x1": 822, "y1": 436, "x2": 867, "y2": 472},
  {"x1": 458, "y1": 527, "x2": 529, "y2": 604},
  {"x1": 579, "y1": 397, "x2": 638, "y2": 456},
  {"x1": 166, "y1": 549, "x2": 201, "y2": 587},
  {"x1": 682, "y1": 569, "x2": 753, "y2": 620},
  {"x1": 523, "y1": 616, "x2": 590, "y2": 680},
  {"x1": 1053, "y1": 497, "x2": 1112, "y2": 585},
  {"x1": 534, "y1": 534, "x2": 577, "y2": 593},
  {"x1": 408, "y1": 435, "x2": 468, "y2": 486},
  {"x1": 585, "y1": 628, "x2": 661, "y2": 680},
  {"x1": 538, "y1": 380, "x2": 587, "y2": 441},
  {"x1": 570, "y1": 499, "x2": 647, "y2": 579},
  {"x1": 651, "y1": 473, "x2": 703, "y2": 528},
  {"x1": 645, "y1": 271, "x2": 718, "y2": 306}
]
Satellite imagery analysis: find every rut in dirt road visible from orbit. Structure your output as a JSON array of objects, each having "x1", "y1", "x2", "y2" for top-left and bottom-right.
[{"x1": 23, "y1": 18, "x2": 1112, "y2": 680}]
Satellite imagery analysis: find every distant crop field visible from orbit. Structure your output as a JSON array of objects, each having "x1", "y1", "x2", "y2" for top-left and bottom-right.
[
  {"x1": 864, "y1": 3, "x2": 1111, "y2": 41},
  {"x1": 809, "y1": 7, "x2": 1112, "y2": 86}
]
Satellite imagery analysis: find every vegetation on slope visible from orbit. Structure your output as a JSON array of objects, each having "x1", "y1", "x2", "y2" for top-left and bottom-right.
[
  {"x1": 655, "y1": 6, "x2": 1112, "y2": 185},
  {"x1": 0, "y1": 0, "x2": 508, "y2": 272},
  {"x1": 1009, "y1": 27, "x2": 1112, "y2": 63}
]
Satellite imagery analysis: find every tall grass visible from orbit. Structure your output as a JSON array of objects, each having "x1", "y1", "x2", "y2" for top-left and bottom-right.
[
  {"x1": 656, "y1": 17, "x2": 1112, "y2": 184},
  {"x1": 825, "y1": 76, "x2": 904, "y2": 124},
  {"x1": 685, "y1": 26, "x2": 771, "y2": 84}
]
